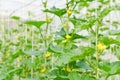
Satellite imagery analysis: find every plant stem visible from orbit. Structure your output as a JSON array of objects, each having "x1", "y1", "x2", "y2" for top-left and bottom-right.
[
  {"x1": 96, "y1": 28, "x2": 100, "y2": 79},
  {"x1": 38, "y1": 28, "x2": 45, "y2": 42},
  {"x1": 95, "y1": 10, "x2": 100, "y2": 79},
  {"x1": 96, "y1": 27, "x2": 99, "y2": 79},
  {"x1": 44, "y1": 0, "x2": 48, "y2": 69},
  {"x1": 31, "y1": 26, "x2": 34, "y2": 79},
  {"x1": 85, "y1": 57, "x2": 96, "y2": 70},
  {"x1": 51, "y1": 53, "x2": 54, "y2": 70}
]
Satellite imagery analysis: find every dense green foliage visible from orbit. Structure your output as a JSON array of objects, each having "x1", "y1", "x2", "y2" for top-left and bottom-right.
[{"x1": 0, "y1": 0, "x2": 120, "y2": 80}]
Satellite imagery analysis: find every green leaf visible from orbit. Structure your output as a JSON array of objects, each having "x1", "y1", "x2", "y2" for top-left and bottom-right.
[
  {"x1": 59, "y1": 33, "x2": 87, "y2": 40},
  {"x1": 100, "y1": 37, "x2": 120, "y2": 46},
  {"x1": 80, "y1": 17, "x2": 96, "y2": 30},
  {"x1": 76, "y1": 60, "x2": 93, "y2": 70},
  {"x1": 43, "y1": 7, "x2": 66, "y2": 17},
  {"x1": 24, "y1": 20, "x2": 46, "y2": 28},
  {"x1": 55, "y1": 48, "x2": 82, "y2": 66},
  {"x1": 100, "y1": 27, "x2": 109, "y2": 31},
  {"x1": 54, "y1": 77, "x2": 69, "y2": 80},
  {"x1": 68, "y1": 72, "x2": 96, "y2": 80},
  {"x1": 70, "y1": 47, "x2": 95, "y2": 62},
  {"x1": 99, "y1": 61, "x2": 120, "y2": 75},
  {"x1": 70, "y1": 17, "x2": 87, "y2": 26},
  {"x1": 68, "y1": 72, "x2": 81, "y2": 80},
  {"x1": 98, "y1": 0, "x2": 110, "y2": 4},
  {"x1": 0, "y1": 66, "x2": 21, "y2": 80},
  {"x1": 80, "y1": 74, "x2": 96, "y2": 80},
  {"x1": 70, "y1": 33, "x2": 87, "y2": 40},
  {"x1": 100, "y1": 8, "x2": 111, "y2": 18},
  {"x1": 110, "y1": 61, "x2": 120, "y2": 75},
  {"x1": 99, "y1": 62, "x2": 111, "y2": 72},
  {"x1": 11, "y1": 16, "x2": 20, "y2": 20},
  {"x1": 115, "y1": 48, "x2": 120, "y2": 59},
  {"x1": 46, "y1": 69, "x2": 68, "y2": 79},
  {"x1": 49, "y1": 44, "x2": 64, "y2": 54},
  {"x1": 26, "y1": 59, "x2": 36, "y2": 69},
  {"x1": 23, "y1": 50, "x2": 44, "y2": 56},
  {"x1": 12, "y1": 49, "x2": 24, "y2": 59},
  {"x1": 55, "y1": 47, "x2": 95, "y2": 66},
  {"x1": 80, "y1": 23, "x2": 91, "y2": 30},
  {"x1": 109, "y1": 30, "x2": 120, "y2": 35},
  {"x1": 56, "y1": 28, "x2": 66, "y2": 36},
  {"x1": 112, "y1": 21, "x2": 120, "y2": 26}
]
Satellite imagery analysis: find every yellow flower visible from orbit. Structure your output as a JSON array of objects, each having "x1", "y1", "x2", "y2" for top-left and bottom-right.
[
  {"x1": 62, "y1": 67, "x2": 75, "y2": 72},
  {"x1": 46, "y1": 17, "x2": 52, "y2": 23},
  {"x1": 67, "y1": 9, "x2": 72, "y2": 15},
  {"x1": 6, "y1": 52, "x2": 11, "y2": 56},
  {"x1": 65, "y1": 34, "x2": 71, "y2": 39},
  {"x1": 44, "y1": 52, "x2": 52, "y2": 58},
  {"x1": 63, "y1": 24, "x2": 70, "y2": 29},
  {"x1": 62, "y1": 40, "x2": 67, "y2": 43},
  {"x1": 15, "y1": 35, "x2": 19, "y2": 39},
  {"x1": 97, "y1": 44, "x2": 106, "y2": 50},
  {"x1": 66, "y1": 67, "x2": 72, "y2": 72},
  {"x1": 40, "y1": 67, "x2": 46, "y2": 73},
  {"x1": 86, "y1": 13, "x2": 90, "y2": 17}
]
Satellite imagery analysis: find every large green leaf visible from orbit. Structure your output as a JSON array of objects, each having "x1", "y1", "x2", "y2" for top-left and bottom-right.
[
  {"x1": 48, "y1": 44, "x2": 64, "y2": 54},
  {"x1": 23, "y1": 49, "x2": 44, "y2": 56},
  {"x1": 56, "y1": 28, "x2": 66, "y2": 36},
  {"x1": 80, "y1": 17, "x2": 97, "y2": 30},
  {"x1": 55, "y1": 48, "x2": 82, "y2": 66},
  {"x1": 76, "y1": 60, "x2": 93, "y2": 70},
  {"x1": 46, "y1": 69, "x2": 68, "y2": 79},
  {"x1": 12, "y1": 49, "x2": 24, "y2": 59},
  {"x1": 109, "y1": 30, "x2": 120, "y2": 35},
  {"x1": 11, "y1": 16, "x2": 20, "y2": 20},
  {"x1": 100, "y1": 7, "x2": 111, "y2": 19},
  {"x1": 100, "y1": 37, "x2": 120, "y2": 46},
  {"x1": 99, "y1": 61, "x2": 120, "y2": 76},
  {"x1": 43, "y1": 7, "x2": 66, "y2": 17},
  {"x1": 70, "y1": 33, "x2": 87, "y2": 40},
  {"x1": 24, "y1": 20, "x2": 46, "y2": 29},
  {"x1": 70, "y1": 17, "x2": 87, "y2": 26},
  {"x1": 59, "y1": 33, "x2": 87, "y2": 40},
  {"x1": 68, "y1": 72, "x2": 96, "y2": 80},
  {"x1": 68, "y1": 72, "x2": 81, "y2": 80},
  {"x1": 70, "y1": 47, "x2": 95, "y2": 62},
  {"x1": 0, "y1": 65, "x2": 21, "y2": 80},
  {"x1": 54, "y1": 77, "x2": 69, "y2": 80},
  {"x1": 98, "y1": 0, "x2": 110, "y2": 4},
  {"x1": 99, "y1": 62, "x2": 111, "y2": 72},
  {"x1": 110, "y1": 61, "x2": 120, "y2": 75},
  {"x1": 55, "y1": 47, "x2": 95, "y2": 66}
]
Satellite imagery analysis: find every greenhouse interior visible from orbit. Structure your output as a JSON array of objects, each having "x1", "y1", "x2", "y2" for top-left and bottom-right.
[{"x1": 0, "y1": 0, "x2": 120, "y2": 80}]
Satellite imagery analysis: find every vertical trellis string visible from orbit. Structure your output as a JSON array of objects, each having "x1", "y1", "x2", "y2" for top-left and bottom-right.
[
  {"x1": 41, "y1": 0, "x2": 47, "y2": 72},
  {"x1": 109, "y1": 0, "x2": 112, "y2": 80},
  {"x1": 109, "y1": 0, "x2": 112, "y2": 62},
  {"x1": 95, "y1": 0, "x2": 99, "y2": 79},
  {"x1": 1, "y1": 11, "x2": 5, "y2": 65},
  {"x1": 30, "y1": 12, "x2": 34, "y2": 79},
  {"x1": 25, "y1": 23, "x2": 28, "y2": 78}
]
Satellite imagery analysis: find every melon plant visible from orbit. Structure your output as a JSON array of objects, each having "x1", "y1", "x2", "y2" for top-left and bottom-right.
[{"x1": 0, "y1": 0, "x2": 120, "y2": 80}]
